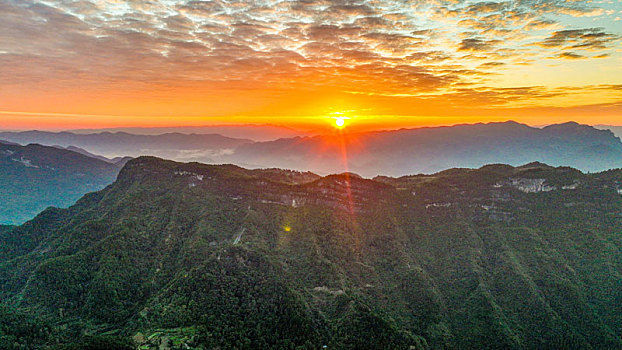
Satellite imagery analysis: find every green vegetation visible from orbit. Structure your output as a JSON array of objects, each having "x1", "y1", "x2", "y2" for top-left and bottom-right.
[
  {"x1": 0, "y1": 143, "x2": 121, "y2": 224},
  {"x1": 0, "y1": 157, "x2": 620, "y2": 349}
]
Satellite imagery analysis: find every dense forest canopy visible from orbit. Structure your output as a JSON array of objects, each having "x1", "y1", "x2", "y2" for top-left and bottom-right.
[{"x1": 0, "y1": 157, "x2": 620, "y2": 349}]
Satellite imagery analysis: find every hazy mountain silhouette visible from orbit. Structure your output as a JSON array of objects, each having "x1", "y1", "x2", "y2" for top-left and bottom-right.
[
  {"x1": 0, "y1": 131, "x2": 253, "y2": 161},
  {"x1": 51, "y1": 145, "x2": 132, "y2": 165},
  {"x1": 232, "y1": 121, "x2": 622, "y2": 176},
  {"x1": 2, "y1": 121, "x2": 620, "y2": 178},
  {"x1": 68, "y1": 124, "x2": 309, "y2": 141},
  {"x1": 595, "y1": 124, "x2": 622, "y2": 139}
]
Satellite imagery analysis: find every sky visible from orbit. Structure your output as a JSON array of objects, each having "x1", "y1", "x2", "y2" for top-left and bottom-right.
[{"x1": 0, "y1": 0, "x2": 621, "y2": 132}]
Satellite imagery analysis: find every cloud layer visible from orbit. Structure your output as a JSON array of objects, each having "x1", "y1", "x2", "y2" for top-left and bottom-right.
[{"x1": 0, "y1": 0, "x2": 621, "y2": 121}]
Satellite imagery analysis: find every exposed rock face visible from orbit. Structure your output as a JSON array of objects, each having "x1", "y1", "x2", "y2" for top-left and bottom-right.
[
  {"x1": 494, "y1": 178, "x2": 556, "y2": 193},
  {"x1": 562, "y1": 182, "x2": 580, "y2": 190},
  {"x1": 512, "y1": 178, "x2": 555, "y2": 193}
]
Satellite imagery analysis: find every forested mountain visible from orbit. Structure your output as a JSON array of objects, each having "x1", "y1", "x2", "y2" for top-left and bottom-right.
[
  {"x1": 0, "y1": 143, "x2": 121, "y2": 224},
  {"x1": 232, "y1": 121, "x2": 622, "y2": 176},
  {"x1": 0, "y1": 157, "x2": 620, "y2": 349}
]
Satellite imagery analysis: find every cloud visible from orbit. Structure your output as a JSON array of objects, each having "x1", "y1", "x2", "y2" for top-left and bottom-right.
[
  {"x1": 540, "y1": 28, "x2": 619, "y2": 50},
  {"x1": 555, "y1": 52, "x2": 586, "y2": 60},
  {"x1": 479, "y1": 61, "x2": 506, "y2": 68},
  {"x1": 523, "y1": 19, "x2": 560, "y2": 31},
  {"x1": 0, "y1": 0, "x2": 620, "y2": 116},
  {"x1": 458, "y1": 37, "x2": 501, "y2": 51}
]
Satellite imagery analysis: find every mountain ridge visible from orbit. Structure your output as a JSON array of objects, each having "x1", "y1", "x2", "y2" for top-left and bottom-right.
[
  {"x1": 0, "y1": 142, "x2": 122, "y2": 224},
  {"x1": 0, "y1": 131, "x2": 253, "y2": 161},
  {"x1": 3, "y1": 121, "x2": 622, "y2": 177},
  {"x1": 232, "y1": 121, "x2": 622, "y2": 176},
  {"x1": 0, "y1": 156, "x2": 620, "y2": 349}
]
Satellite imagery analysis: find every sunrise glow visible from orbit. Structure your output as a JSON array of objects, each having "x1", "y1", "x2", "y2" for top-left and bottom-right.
[
  {"x1": 0, "y1": 0, "x2": 621, "y2": 131},
  {"x1": 1, "y1": 2, "x2": 622, "y2": 349},
  {"x1": 333, "y1": 117, "x2": 350, "y2": 130}
]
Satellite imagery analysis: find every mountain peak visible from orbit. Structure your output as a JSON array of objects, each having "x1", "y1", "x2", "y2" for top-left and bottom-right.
[
  {"x1": 491, "y1": 120, "x2": 525, "y2": 126},
  {"x1": 518, "y1": 161, "x2": 553, "y2": 169},
  {"x1": 542, "y1": 121, "x2": 595, "y2": 133}
]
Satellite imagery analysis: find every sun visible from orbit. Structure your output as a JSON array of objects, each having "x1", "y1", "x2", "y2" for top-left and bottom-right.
[{"x1": 333, "y1": 116, "x2": 350, "y2": 129}]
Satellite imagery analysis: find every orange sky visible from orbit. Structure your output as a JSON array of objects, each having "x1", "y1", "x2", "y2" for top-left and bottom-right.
[{"x1": 0, "y1": 0, "x2": 621, "y2": 132}]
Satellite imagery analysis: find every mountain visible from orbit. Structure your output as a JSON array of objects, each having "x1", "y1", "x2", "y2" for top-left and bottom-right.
[
  {"x1": 55, "y1": 145, "x2": 111, "y2": 162},
  {"x1": 0, "y1": 157, "x2": 620, "y2": 349},
  {"x1": 4, "y1": 122, "x2": 620, "y2": 178},
  {"x1": 52, "y1": 145, "x2": 133, "y2": 166},
  {"x1": 231, "y1": 121, "x2": 622, "y2": 176},
  {"x1": 0, "y1": 131, "x2": 253, "y2": 162},
  {"x1": 595, "y1": 125, "x2": 622, "y2": 139},
  {"x1": 68, "y1": 125, "x2": 310, "y2": 141},
  {"x1": 0, "y1": 142, "x2": 122, "y2": 224},
  {"x1": 0, "y1": 140, "x2": 18, "y2": 146}
]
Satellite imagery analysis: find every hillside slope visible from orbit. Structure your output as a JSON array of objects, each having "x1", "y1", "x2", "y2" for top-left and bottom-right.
[
  {"x1": 0, "y1": 157, "x2": 620, "y2": 349},
  {"x1": 0, "y1": 143, "x2": 121, "y2": 224}
]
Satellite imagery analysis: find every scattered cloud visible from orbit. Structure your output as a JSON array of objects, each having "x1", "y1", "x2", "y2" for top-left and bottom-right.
[
  {"x1": 540, "y1": 28, "x2": 619, "y2": 50},
  {"x1": 0, "y1": 0, "x2": 620, "y2": 117},
  {"x1": 555, "y1": 52, "x2": 586, "y2": 60}
]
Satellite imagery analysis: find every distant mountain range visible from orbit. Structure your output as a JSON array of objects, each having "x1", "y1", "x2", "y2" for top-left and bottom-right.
[
  {"x1": 0, "y1": 142, "x2": 122, "y2": 224},
  {"x1": 595, "y1": 125, "x2": 622, "y2": 139},
  {"x1": 51, "y1": 145, "x2": 132, "y2": 165},
  {"x1": 68, "y1": 124, "x2": 309, "y2": 141},
  {"x1": 2, "y1": 121, "x2": 621, "y2": 177},
  {"x1": 0, "y1": 157, "x2": 619, "y2": 349},
  {"x1": 0, "y1": 131, "x2": 253, "y2": 161},
  {"x1": 232, "y1": 121, "x2": 622, "y2": 176}
]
